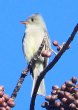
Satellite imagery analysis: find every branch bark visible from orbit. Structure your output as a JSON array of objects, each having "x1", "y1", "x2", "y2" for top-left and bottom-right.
[{"x1": 30, "y1": 24, "x2": 78, "y2": 110}]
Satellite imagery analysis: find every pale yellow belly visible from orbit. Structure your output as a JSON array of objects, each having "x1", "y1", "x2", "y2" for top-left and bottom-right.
[{"x1": 23, "y1": 31, "x2": 44, "y2": 63}]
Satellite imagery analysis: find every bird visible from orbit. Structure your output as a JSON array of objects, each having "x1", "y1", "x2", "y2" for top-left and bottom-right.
[{"x1": 21, "y1": 13, "x2": 51, "y2": 96}]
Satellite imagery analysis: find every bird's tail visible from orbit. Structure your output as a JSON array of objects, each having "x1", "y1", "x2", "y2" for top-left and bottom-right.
[
  {"x1": 31, "y1": 78, "x2": 46, "y2": 96},
  {"x1": 31, "y1": 62, "x2": 46, "y2": 97},
  {"x1": 37, "y1": 78, "x2": 46, "y2": 96}
]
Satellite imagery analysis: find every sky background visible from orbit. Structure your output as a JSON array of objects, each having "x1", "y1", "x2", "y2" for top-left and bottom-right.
[{"x1": 0, "y1": 0, "x2": 78, "y2": 110}]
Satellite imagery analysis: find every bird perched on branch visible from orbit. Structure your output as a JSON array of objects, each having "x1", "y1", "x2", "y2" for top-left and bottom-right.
[{"x1": 21, "y1": 13, "x2": 51, "y2": 96}]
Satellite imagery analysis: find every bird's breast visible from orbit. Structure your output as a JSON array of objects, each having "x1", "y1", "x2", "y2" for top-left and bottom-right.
[{"x1": 23, "y1": 29, "x2": 45, "y2": 63}]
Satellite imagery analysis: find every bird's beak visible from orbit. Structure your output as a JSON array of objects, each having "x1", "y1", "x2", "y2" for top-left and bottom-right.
[{"x1": 20, "y1": 21, "x2": 29, "y2": 25}]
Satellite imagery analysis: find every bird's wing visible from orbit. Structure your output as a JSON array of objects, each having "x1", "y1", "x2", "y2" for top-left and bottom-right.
[
  {"x1": 22, "y1": 31, "x2": 50, "y2": 75},
  {"x1": 43, "y1": 31, "x2": 51, "y2": 68},
  {"x1": 22, "y1": 33, "x2": 26, "y2": 57},
  {"x1": 30, "y1": 30, "x2": 51, "y2": 75}
]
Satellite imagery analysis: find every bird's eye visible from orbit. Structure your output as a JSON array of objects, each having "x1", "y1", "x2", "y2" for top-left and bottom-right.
[{"x1": 31, "y1": 18, "x2": 34, "y2": 22}]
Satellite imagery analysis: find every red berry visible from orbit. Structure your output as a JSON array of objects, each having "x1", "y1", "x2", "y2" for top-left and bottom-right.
[
  {"x1": 54, "y1": 101, "x2": 61, "y2": 107},
  {"x1": 0, "y1": 107, "x2": 6, "y2": 110},
  {"x1": 61, "y1": 97, "x2": 68, "y2": 104},
  {"x1": 2, "y1": 102, "x2": 7, "y2": 107},
  {"x1": 6, "y1": 106, "x2": 11, "y2": 110},
  {"x1": 71, "y1": 77, "x2": 77, "y2": 84},
  {"x1": 52, "y1": 85, "x2": 59, "y2": 90},
  {"x1": 41, "y1": 50, "x2": 52, "y2": 57},
  {"x1": 74, "y1": 100, "x2": 78, "y2": 107},
  {"x1": 3, "y1": 94, "x2": 10, "y2": 101},
  {"x1": 0, "y1": 98, "x2": 4, "y2": 104},
  {"x1": 0, "y1": 91, "x2": 4, "y2": 97},
  {"x1": 41, "y1": 102, "x2": 48, "y2": 108},
  {"x1": 69, "y1": 103, "x2": 76, "y2": 109},
  {"x1": 52, "y1": 41, "x2": 58, "y2": 46},
  {"x1": 7, "y1": 98, "x2": 15, "y2": 107},
  {"x1": 0, "y1": 86, "x2": 4, "y2": 91},
  {"x1": 45, "y1": 95, "x2": 52, "y2": 101},
  {"x1": 57, "y1": 46, "x2": 62, "y2": 51},
  {"x1": 61, "y1": 84, "x2": 66, "y2": 91}
]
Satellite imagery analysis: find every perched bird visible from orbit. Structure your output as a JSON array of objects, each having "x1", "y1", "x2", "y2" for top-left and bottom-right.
[{"x1": 21, "y1": 13, "x2": 51, "y2": 96}]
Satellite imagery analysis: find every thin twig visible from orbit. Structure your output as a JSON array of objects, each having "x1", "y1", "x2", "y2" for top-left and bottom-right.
[
  {"x1": 50, "y1": 48, "x2": 57, "y2": 55},
  {"x1": 30, "y1": 24, "x2": 78, "y2": 110},
  {"x1": 11, "y1": 36, "x2": 47, "y2": 99},
  {"x1": 11, "y1": 68, "x2": 29, "y2": 99}
]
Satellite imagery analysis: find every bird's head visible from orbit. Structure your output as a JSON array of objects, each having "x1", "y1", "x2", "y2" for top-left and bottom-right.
[{"x1": 21, "y1": 13, "x2": 47, "y2": 30}]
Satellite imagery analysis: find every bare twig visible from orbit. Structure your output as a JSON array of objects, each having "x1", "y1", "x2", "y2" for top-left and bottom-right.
[
  {"x1": 11, "y1": 68, "x2": 29, "y2": 99},
  {"x1": 30, "y1": 24, "x2": 78, "y2": 110},
  {"x1": 11, "y1": 36, "x2": 47, "y2": 99}
]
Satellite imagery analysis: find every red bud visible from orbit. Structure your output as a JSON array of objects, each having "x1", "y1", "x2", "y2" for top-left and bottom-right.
[
  {"x1": 6, "y1": 106, "x2": 11, "y2": 110},
  {"x1": 74, "y1": 100, "x2": 78, "y2": 107},
  {"x1": 0, "y1": 98, "x2": 4, "y2": 104},
  {"x1": 41, "y1": 102, "x2": 48, "y2": 108},
  {"x1": 7, "y1": 98, "x2": 15, "y2": 107},
  {"x1": 0, "y1": 86, "x2": 4, "y2": 91},
  {"x1": 71, "y1": 77, "x2": 77, "y2": 84},
  {"x1": 57, "y1": 46, "x2": 62, "y2": 51},
  {"x1": 45, "y1": 95, "x2": 52, "y2": 101},
  {"x1": 52, "y1": 41, "x2": 59, "y2": 46},
  {"x1": 52, "y1": 85, "x2": 59, "y2": 90},
  {"x1": 0, "y1": 107, "x2": 6, "y2": 110},
  {"x1": 0, "y1": 91, "x2": 4, "y2": 97},
  {"x1": 69, "y1": 103, "x2": 76, "y2": 109},
  {"x1": 3, "y1": 94, "x2": 10, "y2": 101},
  {"x1": 2, "y1": 102, "x2": 7, "y2": 107},
  {"x1": 61, "y1": 84, "x2": 66, "y2": 91},
  {"x1": 54, "y1": 101, "x2": 61, "y2": 107},
  {"x1": 41, "y1": 50, "x2": 52, "y2": 57}
]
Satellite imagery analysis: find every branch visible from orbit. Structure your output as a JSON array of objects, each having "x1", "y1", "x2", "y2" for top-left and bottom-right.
[
  {"x1": 11, "y1": 37, "x2": 46, "y2": 99},
  {"x1": 11, "y1": 68, "x2": 29, "y2": 99},
  {"x1": 30, "y1": 24, "x2": 78, "y2": 110}
]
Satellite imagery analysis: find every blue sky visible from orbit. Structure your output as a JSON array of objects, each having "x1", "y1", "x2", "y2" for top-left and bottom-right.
[{"x1": 0, "y1": 0, "x2": 78, "y2": 110}]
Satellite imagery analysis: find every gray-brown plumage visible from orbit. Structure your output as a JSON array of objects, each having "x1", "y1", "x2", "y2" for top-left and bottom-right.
[{"x1": 22, "y1": 13, "x2": 51, "y2": 96}]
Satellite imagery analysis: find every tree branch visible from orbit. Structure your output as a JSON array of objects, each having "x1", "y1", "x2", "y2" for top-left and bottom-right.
[{"x1": 30, "y1": 24, "x2": 78, "y2": 110}]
